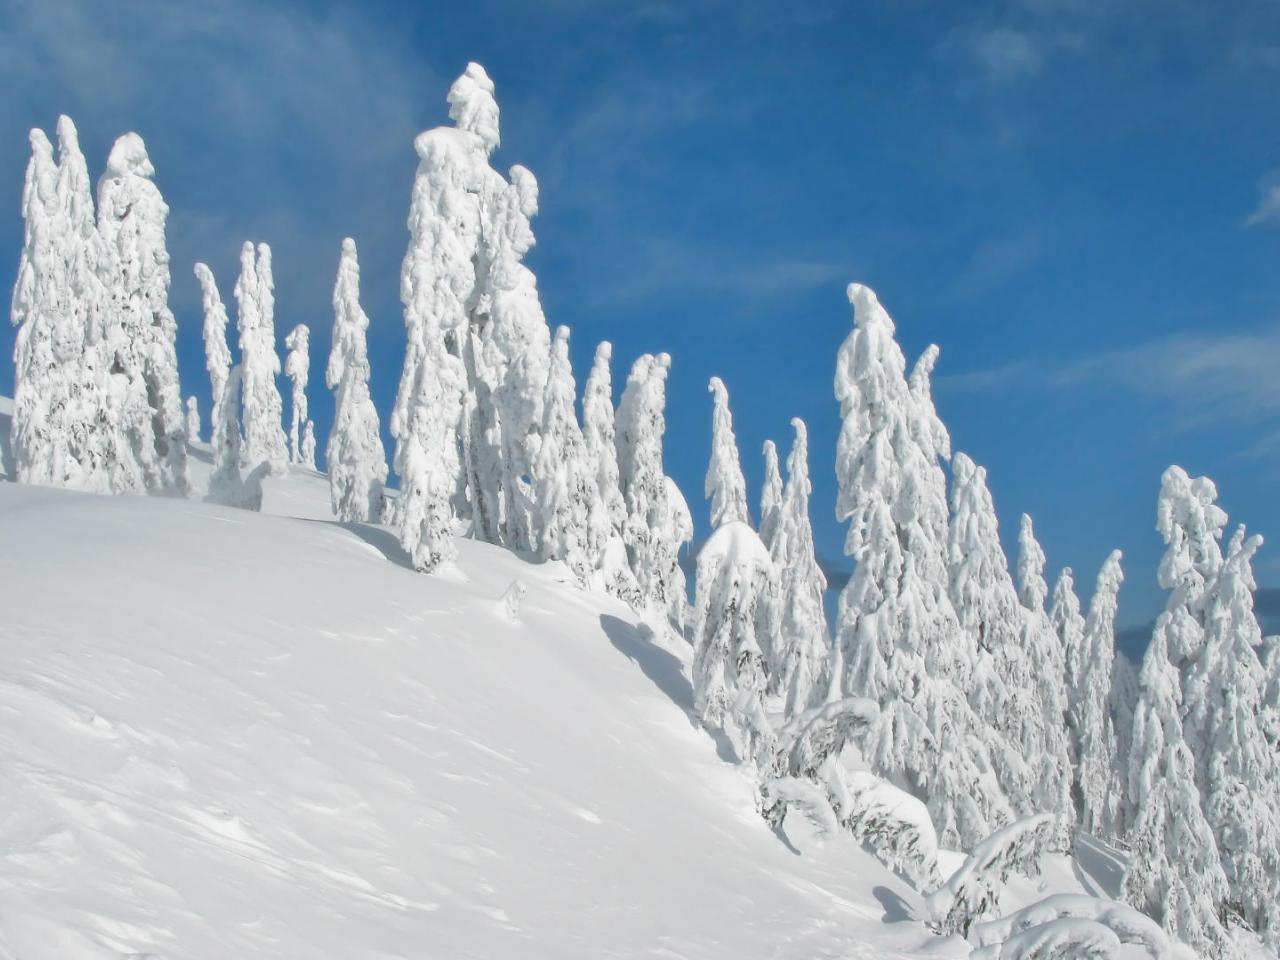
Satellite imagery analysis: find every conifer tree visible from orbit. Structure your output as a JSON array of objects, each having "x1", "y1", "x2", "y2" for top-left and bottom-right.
[
  {"x1": 1074, "y1": 550, "x2": 1123, "y2": 838},
  {"x1": 207, "y1": 365, "x2": 261, "y2": 511},
  {"x1": 582, "y1": 341, "x2": 626, "y2": 537},
  {"x1": 705, "y1": 377, "x2": 750, "y2": 529},
  {"x1": 834, "y1": 283, "x2": 1011, "y2": 849},
  {"x1": 694, "y1": 377, "x2": 775, "y2": 767},
  {"x1": 185, "y1": 397, "x2": 200, "y2": 443},
  {"x1": 616, "y1": 353, "x2": 691, "y2": 630},
  {"x1": 1187, "y1": 528, "x2": 1280, "y2": 945},
  {"x1": 770, "y1": 418, "x2": 830, "y2": 717},
  {"x1": 327, "y1": 238, "x2": 387, "y2": 523},
  {"x1": 948, "y1": 452, "x2": 1036, "y2": 815},
  {"x1": 1017, "y1": 514, "x2": 1076, "y2": 848},
  {"x1": 284, "y1": 323, "x2": 312, "y2": 467},
  {"x1": 234, "y1": 241, "x2": 287, "y2": 475},
  {"x1": 97, "y1": 131, "x2": 188, "y2": 495},
  {"x1": 195, "y1": 262, "x2": 231, "y2": 431},
  {"x1": 531, "y1": 326, "x2": 606, "y2": 584},
  {"x1": 1122, "y1": 616, "x2": 1236, "y2": 960},
  {"x1": 759, "y1": 439, "x2": 784, "y2": 552}
]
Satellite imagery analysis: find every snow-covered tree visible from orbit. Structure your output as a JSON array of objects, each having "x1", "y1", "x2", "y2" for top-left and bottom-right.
[
  {"x1": 1186, "y1": 527, "x2": 1280, "y2": 945},
  {"x1": 96, "y1": 131, "x2": 188, "y2": 496},
  {"x1": 1051, "y1": 567, "x2": 1088, "y2": 720},
  {"x1": 195, "y1": 262, "x2": 231, "y2": 430},
  {"x1": 926, "y1": 814, "x2": 1056, "y2": 936},
  {"x1": 10, "y1": 118, "x2": 119, "y2": 492},
  {"x1": 692, "y1": 520, "x2": 777, "y2": 769},
  {"x1": 1016, "y1": 514, "x2": 1076, "y2": 849},
  {"x1": 206, "y1": 365, "x2": 261, "y2": 511},
  {"x1": 616, "y1": 353, "x2": 690, "y2": 630},
  {"x1": 326, "y1": 238, "x2": 386, "y2": 522},
  {"x1": 970, "y1": 894, "x2": 1172, "y2": 960},
  {"x1": 705, "y1": 377, "x2": 750, "y2": 529},
  {"x1": 185, "y1": 397, "x2": 200, "y2": 443},
  {"x1": 1263, "y1": 636, "x2": 1280, "y2": 753},
  {"x1": 1110, "y1": 651, "x2": 1140, "y2": 825},
  {"x1": 1074, "y1": 550, "x2": 1123, "y2": 839},
  {"x1": 1156, "y1": 466, "x2": 1227, "y2": 671},
  {"x1": 531, "y1": 326, "x2": 606, "y2": 584},
  {"x1": 759, "y1": 439, "x2": 784, "y2": 553},
  {"x1": 948, "y1": 452, "x2": 1036, "y2": 815},
  {"x1": 769, "y1": 418, "x2": 830, "y2": 718},
  {"x1": 283, "y1": 324, "x2": 312, "y2": 467},
  {"x1": 476, "y1": 163, "x2": 552, "y2": 550},
  {"x1": 1122, "y1": 614, "x2": 1236, "y2": 960},
  {"x1": 833, "y1": 283, "x2": 1011, "y2": 850},
  {"x1": 582, "y1": 341, "x2": 626, "y2": 537},
  {"x1": 234, "y1": 241, "x2": 287, "y2": 475}
]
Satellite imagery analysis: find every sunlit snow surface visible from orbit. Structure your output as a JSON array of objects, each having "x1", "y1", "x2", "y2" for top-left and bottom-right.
[{"x1": 0, "y1": 432, "x2": 1118, "y2": 959}]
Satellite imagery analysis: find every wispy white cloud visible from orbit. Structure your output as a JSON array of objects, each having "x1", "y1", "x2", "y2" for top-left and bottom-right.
[{"x1": 1246, "y1": 183, "x2": 1280, "y2": 228}]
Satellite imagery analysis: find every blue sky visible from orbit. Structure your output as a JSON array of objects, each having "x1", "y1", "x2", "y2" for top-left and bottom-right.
[{"x1": 2, "y1": 0, "x2": 1278, "y2": 645}]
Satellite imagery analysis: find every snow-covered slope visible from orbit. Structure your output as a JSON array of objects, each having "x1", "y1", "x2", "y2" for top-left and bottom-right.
[{"x1": 0, "y1": 461, "x2": 1113, "y2": 959}]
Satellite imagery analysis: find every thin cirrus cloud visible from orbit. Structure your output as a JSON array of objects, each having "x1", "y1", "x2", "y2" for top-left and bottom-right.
[
  {"x1": 1246, "y1": 184, "x2": 1280, "y2": 228},
  {"x1": 939, "y1": 326, "x2": 1280, "y2": 449}
]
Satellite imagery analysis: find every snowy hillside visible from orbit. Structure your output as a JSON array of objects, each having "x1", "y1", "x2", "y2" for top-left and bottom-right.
[{"x1": 0, "y1": 461, "x2": 1117, "y2": 959}]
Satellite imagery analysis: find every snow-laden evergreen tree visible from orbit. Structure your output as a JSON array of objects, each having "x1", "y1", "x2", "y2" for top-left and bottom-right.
[
  {"x1": 582, "y1": 341, "x2": 626, "y2": 537},
  {"x1": 283, "y1": 324, "x2": 315, "y2": 469},
  {"x1": 1016, "y1": 515, "x2": 1076, "y2": 848},
  {"x1": 768, "y1": 418, "x2": 830, "y2": 717},
  {"x1": 234, "y1": 241, "x2": 287, "y2": 475},
  {"x1": 10, "y1": 118, "x2": 119, "y2": 492},
  {"x1": 1073, "y1": 550, "x2": 1123, "y2": 839},
  {"x1": 616, "y1": 353, "x2": 690, "y2": 630},
  {"x1": 948, "y1": 453, "x2": 1036, "y2": 815},
  {"x1": 705, "y1": 377, "x2": 750, "y2": 529},
  {"x1": 1263, "y1": 637, "x2": 1280, "y2": 753},
  {"x1": 1110, "y1": 651, "x2": 1140, "y2": 826},
  {"x1": 392, "y1": 66, "x2": 502, "y2": 564},
  {"x1": 185, "y1": 397, "x2": 200, "y2": 443},
  {"x1": 531, "y1": 326, "x2": 607, "y2": 584},
  {"x1": 96, "y1": 131, "x2": 188, "y2": 496},
  {"x1": 834, "y1": 283, "x2": 1011, "y2": 849},
  {"x1": 206, "y1": 365, "x2": 261, "y2": 511},
  {"x1": 195, "y1": 262, "x2": 231, "y2": 430},
  {"x1": 1051, "y1": 567, "x2": 1088, "y2": 721},
  {"x1": 692, "y1": 520, "x2": 777, "y2": 769},
  {"x1": 327, "y1": 238, "x2": 387, "y2": 523},
  {"x1": 1121, "y1": 615, "x2": 1237, "y2": 960},
  {"x1": 477, "y1": 163, "x2": 552, "y2": 550},
  {"x1": 759, "y1": 439, "x2": 784, "y2": 552},
  {"x1": 1156, "y1": 465, "x2": 1227, "y2": 671},
  {"x1": 1186, "y1": 527, "x2": 1280, "y2": 946}
]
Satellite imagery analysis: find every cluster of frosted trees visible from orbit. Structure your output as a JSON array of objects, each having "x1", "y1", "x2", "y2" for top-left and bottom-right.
[{"x1": 10, "y1": 68, "x2": 1280, "y2": 960}]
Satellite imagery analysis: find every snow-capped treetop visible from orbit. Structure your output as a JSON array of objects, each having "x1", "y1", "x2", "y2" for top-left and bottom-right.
[
  {"x1": 284, "y1": 323, "x2": 311, "y2": 466},
  {"x1": 908, "y1": 343, "x2": 950, "y2": 464},
  {"x1": 1157, "y1": 466, "x2": 1226, "y2": 611},
  {"x1": 1017, "y1": 514, "x2": 1049, "y2": 615},
  {"x1": 1076, "y1": 549, "x2": 1124, "y2": 838},
  {"x1": 234, "y1": 241, "x2": 288, "y2": 474},
  {"x1": 759, "y1": 439, "x2": 783, "y2": 552},
  {"x1": 103, "y1": 132, "x2": 154, "y2": 180},
  {"x1": 448, "y1": 62, "x2": 500, "y2": 155},
  {"x1": 705, "y1": 376, "x2": 750, "y2": 530}
]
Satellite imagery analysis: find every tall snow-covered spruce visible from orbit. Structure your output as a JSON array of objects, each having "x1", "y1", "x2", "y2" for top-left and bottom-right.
[
  {"x1": 616, "y1": 353, "x2": 691, "y2": 631},
  {"x1": 759, "y1": 439, "x2": 784, "y2": 553},
  {"x1": 196, "y1": 262, "x2": 232, "y2": 432},
  {"x1": 693, "y1": 376, "x2": 775, "y2": 768},
  {"x1": 1073, "y1": 550, "x2": 1124, "y2": 839},
  {"x1": 96, "y1": 131, "x2": 188, "y2": 496},
  {"x1": 1016, "y1": 514, "x2": 1075, "y2": 847},
  {"x1": 769, "y1": 418, "x2": 830, "y2": 718},
  {"x1": 284, "y1": 324, "x2": 314, "y2": 469},
  {"x1": 833, "y1": 283, "x2": 1011, "y2": 849},
  {"x1": 234, "y1": 241, "x2": 288, "y2": 476},
  {"x1": 327, "y1": 238, "x2": 387, "y2": 523},
  {"x1": 1122, "y1": 614, "x2": 1236, "y2": 960},
  {"x1": 10, "y1": 117, "x2": 117, "y2": 492},
  {"x1": 531, "y1": 326, "x2": 606, "y2": 585}
]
